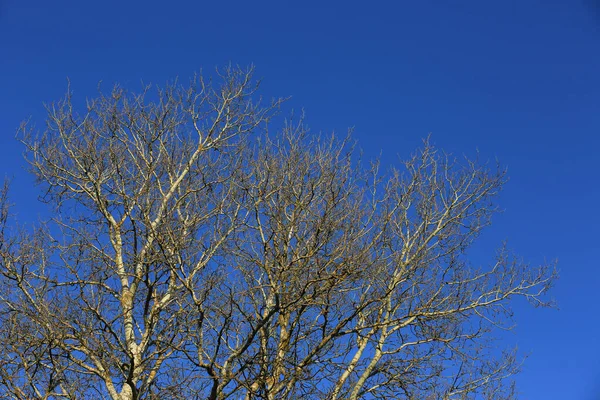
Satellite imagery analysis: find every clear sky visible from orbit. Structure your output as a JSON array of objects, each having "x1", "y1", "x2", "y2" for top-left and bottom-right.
[{"x1": 1, "y1": 1, "x2": 599, "y2": 398}]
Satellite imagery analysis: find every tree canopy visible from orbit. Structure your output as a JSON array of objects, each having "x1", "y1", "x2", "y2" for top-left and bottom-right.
[{"x1": 0, "y1": 67, "x2": 555, "y2": 400}]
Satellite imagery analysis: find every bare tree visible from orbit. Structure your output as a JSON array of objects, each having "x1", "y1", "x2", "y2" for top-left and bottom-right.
[{"x1": 0, "y1": 67, "x2": 555, "y2": 400}]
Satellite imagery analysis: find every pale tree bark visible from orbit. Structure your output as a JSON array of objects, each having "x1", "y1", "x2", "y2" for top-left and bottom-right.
[{"x1": 0, "y1": 67, "x2": 555, "y2": 399}]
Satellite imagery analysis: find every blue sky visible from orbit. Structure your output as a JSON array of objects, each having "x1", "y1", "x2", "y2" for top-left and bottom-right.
[{"x1": 1, "y1": 1, "x2": 598, "y2": 398}]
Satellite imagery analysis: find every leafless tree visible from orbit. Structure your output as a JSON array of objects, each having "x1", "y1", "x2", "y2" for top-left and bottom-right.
[{"x1": 0, "y1": 66, "x2": 555, "y2": 400}]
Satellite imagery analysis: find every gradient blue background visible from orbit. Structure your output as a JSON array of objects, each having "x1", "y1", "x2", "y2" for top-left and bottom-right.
[{"x1": 1, "y1": 1, "x2": 599, "y2": 398}]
